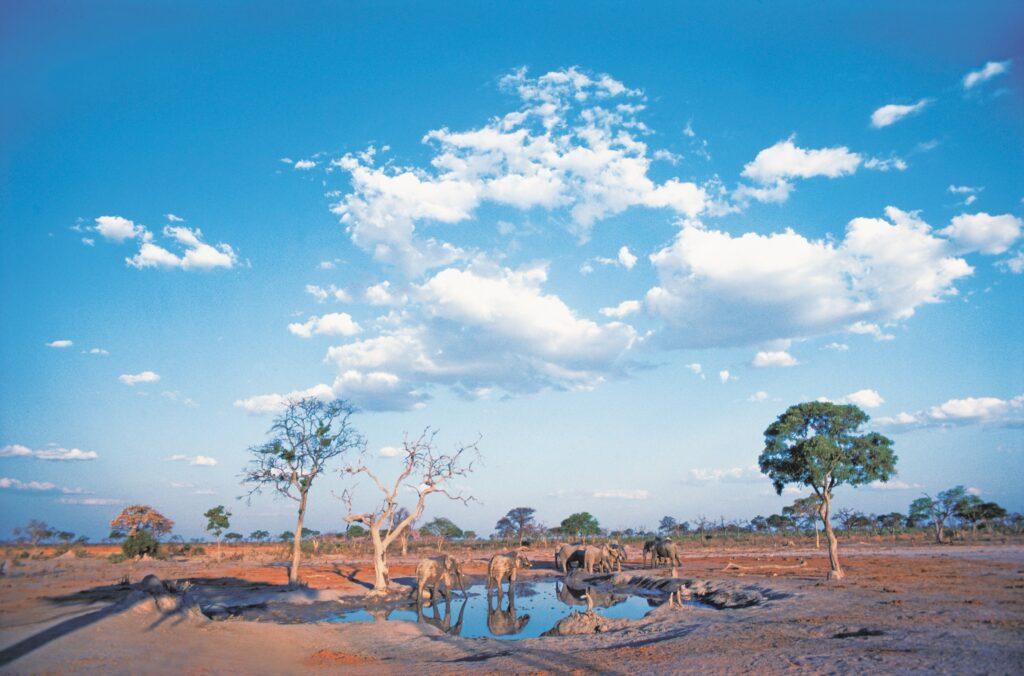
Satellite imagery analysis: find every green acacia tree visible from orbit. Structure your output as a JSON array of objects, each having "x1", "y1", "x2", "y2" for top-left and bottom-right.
[
  {"x1": 758, "y1": 401, "x2": 896, "y2": 580},
  {"x1": 560, "y1": 512, "x2": 601, "y2": 541},
  {"x1": 204, "y1": 505, "x2": 231, "y2": 560}
]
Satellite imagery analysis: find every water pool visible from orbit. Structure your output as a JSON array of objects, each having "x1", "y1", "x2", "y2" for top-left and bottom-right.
[{"x1": 327, "y1": 579, "x2": 682, "y2": 640}]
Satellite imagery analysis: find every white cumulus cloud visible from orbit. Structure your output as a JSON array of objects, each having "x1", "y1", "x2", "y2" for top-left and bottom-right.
[
  {"x1": 599, "y1": 300, "x2": 641, "y2": 318},
  {"x1": 166, "y1": 454, "x2": 218, "y2": 467},
  {"x1": 288, "y1": 312, "x2": 362, "y2": 338},
  {"x1": 842, "y1": 388, "x2": 885, "y2": 409},
  {"x1": 878, "y1": 394, "x2": 1023, "y2": 430},
  {"x1": 963, "y1": 60, "x2": 1010, "y2": 90},
  {"x1": 752, "y1": 350, "x2": 798, "y2": 368},
  {"x1": 870, "y1": 99, "x2": 930, "y2": 128},
  {"x1": 940, "y1": 213, "x2": 1022, "y2": 255},
  {"x1": 234, "y1": 383, "x2": 336, "y2": 415},
  {"x1": 646, "y1": 207, "x2": 972, "y2": 348},
  {"x1": 119, "y1": 371, "x2": 160, "y2": 386}
]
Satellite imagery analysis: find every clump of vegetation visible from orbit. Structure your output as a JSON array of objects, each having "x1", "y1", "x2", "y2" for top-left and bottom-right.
[
  {"x1": 110, "y1": 504, "x2": 174, "y2": 559},
  {"x1": 121, "y1": 530, "x2": 160, "y2": 558}
]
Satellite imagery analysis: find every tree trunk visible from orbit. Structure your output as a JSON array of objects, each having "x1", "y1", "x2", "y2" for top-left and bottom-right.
[
  {"x1": 400, "y1": 533, "x2": 408, "y2": 557},
  {"x1": 289, "y1": 491, "x2": 308, "y2": 586},
  {"x1": 934, "y1": 518, "x2": 944, "y2": 544},
  {"x1": 819, "y1": 494, "x2": 844, "y2": 580},
  {"x1": 369, "y1": 526, "x2": 389, "y2": 592},
  {"x1": 814, "y1": 522, "x2": 820, "y2": 549}
]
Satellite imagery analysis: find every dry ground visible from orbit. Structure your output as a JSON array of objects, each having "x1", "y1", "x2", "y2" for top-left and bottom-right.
[{"x1": 1, "y1": 542, "x2": 1022, "y2": 674}]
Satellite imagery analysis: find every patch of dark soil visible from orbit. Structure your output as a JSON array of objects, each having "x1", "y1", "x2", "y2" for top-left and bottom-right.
[{"x1": 832, "y1": 628, "x2": 886, "y2": 639}]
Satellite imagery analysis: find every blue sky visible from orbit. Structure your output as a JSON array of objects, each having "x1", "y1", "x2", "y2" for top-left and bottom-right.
[{"x1": 2, "y1": 2, "x2": 1022, "y2": 540}]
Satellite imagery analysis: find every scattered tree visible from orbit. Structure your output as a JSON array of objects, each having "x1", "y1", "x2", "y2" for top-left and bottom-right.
[
  {"x1": 759, "y1": 401, "x2": 897, "y2": 580},
  {"x1": 877, "y1": 512, "x2": 905, "y2": 540},
  {"x1": 110, "y1": 505, "x2": 174, "y2": 539},
  {"x1": 224, "y1": 532, "x2": 243, "y2": 544},
  {"x1": 243, "y1": 397, "x2": 365, "y2": 585},
  {"x1": 909, "y1": 486, "x2": 966, "y2": 544},
  {"x1": 560, "y1": 512, "x2": 601, "y2": 540},
  {"x1": 342, "y1": 428, "x2": 479, "y2": 594},
  {"x1": 658, "y1": 516, "x2": 679, "y2": 536},
  {"x1": 13, "y1": 520, "x2": 54, "y2": 552},
  {"x1": 250, "y1": 529, "x2": 270, "y2": 543},
  {"x1": 204, "y1": 505, "x2": 231, "y2": 560},
  {"x1": 422, "y1": 517, "x2": 464, "y2": 549},
  {"x1": 495, "y1": 507, "x2": 536, "y2": 546},
  {"x1": 391, "y1": 506, "x2": 414, "y2": 556},
  {"x1": 783, "y1": 494, "x2": 822, "y2": 548},
  {"x1": 345, "y1": 523, "x2": 367, "y2": 538}
]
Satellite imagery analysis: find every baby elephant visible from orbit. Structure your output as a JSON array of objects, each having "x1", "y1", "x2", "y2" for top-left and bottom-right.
[
  {"x1": 415, "y1": 554, "x2": 465, "y2": 606},
  {"x1": 487, "y1": 549, "x2": 532, "y2": 597}
]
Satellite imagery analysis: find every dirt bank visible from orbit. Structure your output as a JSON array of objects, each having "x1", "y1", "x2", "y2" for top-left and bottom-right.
[{"x1": 2, "y1": 543, "x2": 1022, "y2": 673}]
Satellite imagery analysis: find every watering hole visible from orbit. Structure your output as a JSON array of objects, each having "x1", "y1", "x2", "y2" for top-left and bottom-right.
[{"x1": 326, "y1": 580, "x2": 701, "y2": 640}]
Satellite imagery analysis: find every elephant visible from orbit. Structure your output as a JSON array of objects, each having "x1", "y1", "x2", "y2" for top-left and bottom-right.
[
  {"x1": 567, "y1": 544, "x2": 613, "y2": 574},
  {"x1": 555, "y1": 580, "x2": 626, "y2": 609},
  {"x1": 555, "y1": 543, "x2": 582, "y2": 573},
  {"x1": 486, "y1": 549, "x2": 531, "y2": 598},
  {"x1": 642, "y1": 538, "x2": 659, "y2": 566},
  {"x1": 487, "y1": 591, "x2": 530, "y2": 636},
  {"x1": 415, "y1": 555, "x2": 465, "y2": 606},
  {"x1": 416, "y1": 597, "x2": 467, "y2": 636},
  {"x1": 653, "y1": 540, "x2": 682, "y2": 567},
  {"x1": 606, "y1": 543, "x2": 627, "y2": 571}
]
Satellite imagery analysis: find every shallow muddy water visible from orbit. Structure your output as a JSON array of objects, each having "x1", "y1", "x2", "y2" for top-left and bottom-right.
[{"x1": 326, "y1": 580, "x2": 696, "y2": 640}]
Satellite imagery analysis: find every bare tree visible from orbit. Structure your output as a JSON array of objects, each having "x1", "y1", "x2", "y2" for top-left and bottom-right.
[
  {"x1": 391, "y1": 506, "x2": 413, "y2": 556},
  {"x1": 243, "y1": 398, "x2": 365, "y2": 586},
  {"x1": 341, "y1": 428, "x2": 478, "y2": 595}
]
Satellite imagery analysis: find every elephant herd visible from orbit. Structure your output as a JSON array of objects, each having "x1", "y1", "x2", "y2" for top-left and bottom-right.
[{"x1": 409, "y1": 538, "x2": 684, "y2": 636}]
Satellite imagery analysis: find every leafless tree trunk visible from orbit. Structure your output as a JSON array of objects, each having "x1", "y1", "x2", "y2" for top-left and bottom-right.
[{"x1": 290, "y1": 490, "x2": 308, "y2": 585}]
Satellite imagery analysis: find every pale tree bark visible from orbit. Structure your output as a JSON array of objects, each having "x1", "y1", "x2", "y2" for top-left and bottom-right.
[
  {"x1": 343, "y1": 429, "x2": 478, "y2": 595},
  {"x1": 819, "y1": 490, "x2": 844, "y2": 580},
  {"x1": 290, "y1": 491, "x2": 308, "y2": 585}
]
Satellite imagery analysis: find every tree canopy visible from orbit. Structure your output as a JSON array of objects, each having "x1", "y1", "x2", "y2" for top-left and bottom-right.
[
  {"x1": 560, "y1": 511, "x2": 601, "y2": 537},
  {"x1": 421, "y1": 516, "x2": 464, "y2": 539},
  {"x1": 759, "y1": 401, "x2": 896, "y2": 497},
  {"x1": 110, "y1": 505, "x2": 174, "y2": 538}
]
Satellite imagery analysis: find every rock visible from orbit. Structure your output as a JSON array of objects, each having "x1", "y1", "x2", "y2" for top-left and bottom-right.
[
  {"x1": 139, "y1": 574, "x2": 166, "y2": 594},
  {"x1": 542, "y1": 610, "x2": 627, "y2": 636}
]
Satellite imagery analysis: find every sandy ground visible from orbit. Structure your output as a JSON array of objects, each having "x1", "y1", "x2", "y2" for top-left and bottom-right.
[{"x1": 1, "y1": 542, "x2": 1022, "y2": 674}]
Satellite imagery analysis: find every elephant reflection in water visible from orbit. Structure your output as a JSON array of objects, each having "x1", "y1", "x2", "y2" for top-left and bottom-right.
[
  {"x1": 416, "y1": 597, "x2": 467, "y2": 636},
  {"x1": 486, "y1": 587, "x2": 531, "y2": 636},
  {"x1": 555, "y1": 580, "x2": 627, "y2": 610}
]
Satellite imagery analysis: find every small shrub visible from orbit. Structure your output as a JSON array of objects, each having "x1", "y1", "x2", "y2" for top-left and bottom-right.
[
  {"x1": 108, "y1": 553, "x2": 127, "y2": 563},
  {"x1": 122, "y1": 530, "x2": 160, "y2": 559}
]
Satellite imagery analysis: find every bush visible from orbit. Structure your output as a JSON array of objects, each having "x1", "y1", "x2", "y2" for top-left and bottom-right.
[
  {"x1": 108, "y1": 553, "x2": 127, "y2": 563},
  {"x1": 122, "y1": 530, "x2": 160, "y2": 559}
]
